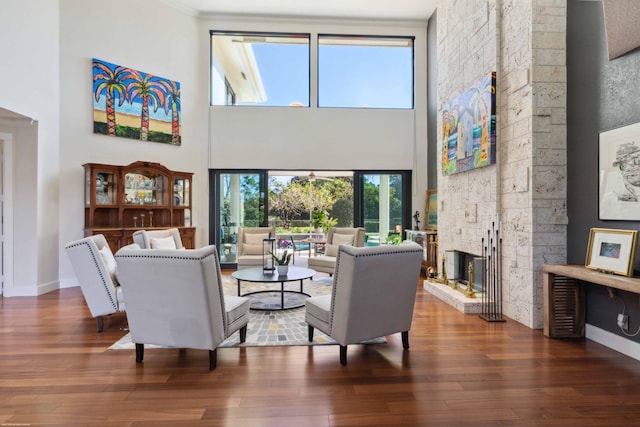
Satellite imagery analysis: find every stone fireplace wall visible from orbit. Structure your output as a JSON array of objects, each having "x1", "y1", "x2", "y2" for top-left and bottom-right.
[{"x1": 435, "y1": 0, "x2": 567, "y2": 328}]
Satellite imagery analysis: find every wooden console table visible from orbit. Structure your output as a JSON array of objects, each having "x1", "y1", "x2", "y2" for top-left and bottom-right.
[{"x1": 543, "y1": 264, "x2": 640, "y2": 338}]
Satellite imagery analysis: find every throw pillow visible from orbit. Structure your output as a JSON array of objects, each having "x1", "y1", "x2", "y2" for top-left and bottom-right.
[
  {"x1": 98, "y1": 245, "x2": 118, "y2": 284},
  {"x1": 325, "y1": 244, "x2": 338, "y2": 257},
  {"x1": 332, "y1": 233, "x2": 355, "y2": 246},
  {"x1": 243, "y1": 243, "x2": 264, "y2": 255},
  {"x1": 150, "y1": 236, "x2": 177, "y2": 249},
  {"x1": 244, "y1": 233, "x2": 269, "y2": 245}
]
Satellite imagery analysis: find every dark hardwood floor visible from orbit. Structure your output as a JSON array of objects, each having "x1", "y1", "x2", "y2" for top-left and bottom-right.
[{"x1": 2, "y1": 275, "x2": 640, "y2": 426}]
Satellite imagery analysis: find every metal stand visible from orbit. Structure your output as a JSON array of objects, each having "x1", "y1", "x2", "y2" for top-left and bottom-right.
[{"x1": 480, "y1": 221, "x2": 505, "y2": 322}]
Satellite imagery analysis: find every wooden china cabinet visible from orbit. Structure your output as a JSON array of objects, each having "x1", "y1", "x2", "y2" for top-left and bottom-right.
[{"x1": 83, "y1": 161, "x2": 195, "y2": 252}]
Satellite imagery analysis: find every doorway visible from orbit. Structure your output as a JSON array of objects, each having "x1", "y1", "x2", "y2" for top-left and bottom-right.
[{"x1": 0, "y1": 132, "x2": 14, "y2": 296}]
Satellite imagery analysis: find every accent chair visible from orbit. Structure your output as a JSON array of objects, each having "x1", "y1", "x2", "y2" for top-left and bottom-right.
[
  {"x1": 114, "y1": 245, "x2": 250, "y2": 370},
  {"x1": 236, "y1": 226, "x2": 276, "y2": 269},
  {"x1": 305, "y1": 242, "x2": 423, "y2": 365},
  {"x1": 65, "y1": 234, "x2": 126, "y2": 332},
  {"x1": 132, "y1": 227, "x2": 184, "y2": 249},
  {"x1": 306, "y1": 227, "x2": 366, "y2": 275}
]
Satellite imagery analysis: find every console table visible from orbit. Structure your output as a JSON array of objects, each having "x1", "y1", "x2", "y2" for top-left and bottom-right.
[{"x1": 543, "y1": 264, "x2": 640, "y2": 338}]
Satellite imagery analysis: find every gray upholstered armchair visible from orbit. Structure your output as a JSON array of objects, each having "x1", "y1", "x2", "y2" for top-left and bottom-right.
[
  {"x1": 132, "y1": 228, "x2": 184, "y2": 249},
  {"x1": 65, "y1": 234, "x2": 126, "y2": 332},
  {"x1": 306, "y1": 227, "x2": 366, "y2": 275},
  {"x1": 305, "y1": 242, "x2": 423, "y2": 365},
  {"x1": 236, "y1": 226, "x2": 276, "y2": 269},
  {"x1": 114, "y1": 245, "x2": 250, "y2": 370}
]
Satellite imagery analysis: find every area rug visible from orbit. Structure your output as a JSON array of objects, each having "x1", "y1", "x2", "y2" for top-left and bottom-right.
[{"x1": 109, "y1": 275, "x2": 386, "y2": 348}]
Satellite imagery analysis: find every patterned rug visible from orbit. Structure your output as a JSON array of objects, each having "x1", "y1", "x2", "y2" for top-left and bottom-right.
[{"x1": 109, "y1": 275, "x2": 386, "y2": 348}]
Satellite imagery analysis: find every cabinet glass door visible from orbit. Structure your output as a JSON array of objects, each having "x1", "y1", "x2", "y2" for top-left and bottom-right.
[
  {"x1": 124, "y1": 172, "x2": 168, "y2": 205},
  {"x1": 213, "y1": 171, "x2": 267, "y2": 266},
  {"x1": 173, "y1": 177, "x2": 190, "y2": 206},
  {"x1": 94, "y1": 170, "x2": 118, "y2": 205}
]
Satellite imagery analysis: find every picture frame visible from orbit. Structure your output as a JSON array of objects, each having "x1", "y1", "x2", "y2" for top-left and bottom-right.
[
  {"x1": 425, "y1": 189, "x2": 437, "y2": 230},
  {"x1": 585, "y1": 228, "x2": 638, "y2": 277},
  {"x1": 599, "y1": 122, "x2": 640, "y2": 220}
]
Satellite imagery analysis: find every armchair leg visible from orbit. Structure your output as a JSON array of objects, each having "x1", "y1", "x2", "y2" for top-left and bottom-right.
[
  {"x1": 135, "y1": 343, "x2": 144, "y2": 363},
  {"x1": 401, "y1": 331, "x2": 409, "y2": 349},
  {"x1": 96, "y1": 316, "x2": 104, "y2": 333},
  {"x1": 340, "y1": 345, "x2": 347, "y2": 366},
  {"x1": 239, "y1": 325, "x2": 248, "y2": 343},
  {"x1": 307, "y1": 325, "x2": 314, "y2": 342},
  {"x1": 209, "y1": 349, "x2": 217, "y2": 370}
]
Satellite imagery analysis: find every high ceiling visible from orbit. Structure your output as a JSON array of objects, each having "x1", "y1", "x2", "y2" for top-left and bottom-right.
[{"x1": 165, "y1": 0, "x2": 437, "y2": 21}]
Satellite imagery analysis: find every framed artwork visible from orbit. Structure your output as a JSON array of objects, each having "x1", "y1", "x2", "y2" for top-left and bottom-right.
[
  {"x1": 93, "y1": 58, "x2": 181, "y2": 145},
  {"x1": 585, "y1": 228, "x2": 638, "y2": 277},
  {"x1": 599, "y1": 122, "x2": 640, "y2": 220},
  {"x1": 425, "y1": 189, "x2": 437, "y2": 230},
  {"x1": 441, "y1": 72, "x2": 496, "y2": 175}
]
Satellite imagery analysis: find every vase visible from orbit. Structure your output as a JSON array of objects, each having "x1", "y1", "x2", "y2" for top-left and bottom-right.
[{"x1": 277, "y1": 264, "x2": 289, "y2": 276}]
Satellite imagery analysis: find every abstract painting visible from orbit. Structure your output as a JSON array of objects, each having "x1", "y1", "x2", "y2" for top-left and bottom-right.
[
  {"x1": 93, "y1": 58, "x2": 181, "y2": 145},
  {"x1": 441, "y1": 72, "x2": 496, "y2": 175}
]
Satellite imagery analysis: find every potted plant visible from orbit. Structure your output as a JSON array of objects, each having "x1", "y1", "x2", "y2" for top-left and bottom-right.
[
  {"x1": 269, "y1": 250, "x2": 292, "y2": 276},
  {"x1": 311, "y1": 208, "x2": 326, "y2": 233}
]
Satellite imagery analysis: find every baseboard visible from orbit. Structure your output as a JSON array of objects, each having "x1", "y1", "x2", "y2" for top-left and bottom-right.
[
  {"x1": 59, "y1": 278, "x2": 79, "y2": 289},
  {"x1": 585, "y1": 324, "x2": 640, "y2": 362},
  {"x1": 3, "y1": 280, "x2": 60, "y2": 297}
]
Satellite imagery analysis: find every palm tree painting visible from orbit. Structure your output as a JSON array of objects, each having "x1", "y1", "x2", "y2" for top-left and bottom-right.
[
  {"x1": 440, "y1": 72, "x2": 496, "y2": 175},
  {"x1": 93, "y1": 58, "x2": 181, "y2": 145}
]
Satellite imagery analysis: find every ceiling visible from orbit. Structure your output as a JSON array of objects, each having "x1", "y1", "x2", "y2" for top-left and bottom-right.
[{"x1": 166, "y1": 0, "x2": 437, "y2": 21}]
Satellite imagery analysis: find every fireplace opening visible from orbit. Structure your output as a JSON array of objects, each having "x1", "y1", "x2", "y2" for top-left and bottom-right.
[{"x1": 446, "y1": 250, "x2": 485, "y2": 292}]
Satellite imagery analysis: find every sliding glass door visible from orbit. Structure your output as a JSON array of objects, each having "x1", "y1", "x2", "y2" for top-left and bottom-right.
[
  {"x1": 210, "y1": 170, "x2": 268, "y2": 267},
  {"x1": 354, "y1": 171, "x2": 411, "y2": 246},
  {"x1": 210, "y1": 169, "x2": 411, "y2": 266}
]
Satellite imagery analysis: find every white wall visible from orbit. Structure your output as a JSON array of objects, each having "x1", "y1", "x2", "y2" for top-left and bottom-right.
[
  {"x1": 0, "y1": 0, "x2": 60, "y2": 296},
  {"x1": 58, "y1": 0, "x2": 209, "y2": 287}
]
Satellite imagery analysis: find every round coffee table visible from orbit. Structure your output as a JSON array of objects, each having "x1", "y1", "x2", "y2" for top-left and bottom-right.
[{"x1": 232, "y1": 267, "x2": 316, "y2": 310}]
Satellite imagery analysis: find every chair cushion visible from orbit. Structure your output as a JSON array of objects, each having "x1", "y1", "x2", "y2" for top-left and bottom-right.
[
  {"x1": 150, "y1": 236, "x2": 177, "y2": 249},
  {"x1": 242, "y1": 243, "x2": 264, "y2": 255},
  {"x1": 98, "y1": 245, "x2": 117, "y2": 283},
  {"x1": 332, "y1": 233, "x2": 355, "y2": 246},
  {"x1": 307, "y1": 255, "x2": 336, "y2": 269},
  {"x1": 305, "y1": 294, "x2": 332, "y2": 324},
  {"x1": 245, "y1": 233, "x2": 269, "y2": 244},
  {"x1": 224, "y1": 295, "x2": 250, "y2": 325},
  {"x1": 325, "y1": 244, "x2": 338, "y2": 257}
]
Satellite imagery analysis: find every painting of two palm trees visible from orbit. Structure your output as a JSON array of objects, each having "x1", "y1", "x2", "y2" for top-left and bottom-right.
[{"x1": 93, "y1": 58, "x2": 181, "y2": 145}]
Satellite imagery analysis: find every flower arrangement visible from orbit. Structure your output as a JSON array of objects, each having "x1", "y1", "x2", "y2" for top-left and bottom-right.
[
  {"x1": 269, "y1": 250, "x2": 292, "y2": 266},
  {"x1": 277, "y1": 238, "x2": 292, "y2": 249}
]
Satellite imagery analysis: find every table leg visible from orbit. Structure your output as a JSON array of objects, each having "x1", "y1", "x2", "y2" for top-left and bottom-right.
[
  {"x1": 280, "y1": 281, "x2": 285, "y2": 309},
  {"x1": 237, "y1": 279, "x2": 241, "y2": 296},
  {"x1": 300, "y1": 279, "x2": 304, "y2": 293}
]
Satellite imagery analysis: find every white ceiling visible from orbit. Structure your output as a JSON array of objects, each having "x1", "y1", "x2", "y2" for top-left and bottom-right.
[{"x1": 166, "y1": 0, "x2": 437, "y2": 21}]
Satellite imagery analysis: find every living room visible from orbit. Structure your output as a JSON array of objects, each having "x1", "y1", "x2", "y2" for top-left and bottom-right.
[{"x1": 2, "y1": 0, "x2": 640, "y2": 424}]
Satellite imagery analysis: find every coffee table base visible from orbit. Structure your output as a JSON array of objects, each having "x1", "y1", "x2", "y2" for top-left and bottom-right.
[{"x1": 243, "y1": 290, "x2": 311, "y2": 311}]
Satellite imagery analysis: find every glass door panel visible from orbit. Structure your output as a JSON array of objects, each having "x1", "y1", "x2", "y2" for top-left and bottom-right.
[
  {"x1": 357, "y1": 173, "x2": 407, "y2": 246},
  {"x1": 214, "y1": 171, "x2": 266, "y2": 266}
]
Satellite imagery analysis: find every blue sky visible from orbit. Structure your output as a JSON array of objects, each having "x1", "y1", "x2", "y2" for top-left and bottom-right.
[{"x1": 248, "y1": 41, "x2": 413, "y2": 108}]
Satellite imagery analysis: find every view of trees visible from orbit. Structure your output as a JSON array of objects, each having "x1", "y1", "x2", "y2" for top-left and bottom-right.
[
  {"x1": 268, "y1": 177, "x2": 353, "y2": 231},
  {"x1": 220, "y1": 173, "x2": 404, "y2": 238}
]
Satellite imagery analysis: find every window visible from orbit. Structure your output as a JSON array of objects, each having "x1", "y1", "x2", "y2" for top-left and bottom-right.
[
  {"x1": 318, "y1": 35, "x2": 414, "y2": 109},
  {"x1": 210, "y1": 31, "x2": 310, "y2": 107}
]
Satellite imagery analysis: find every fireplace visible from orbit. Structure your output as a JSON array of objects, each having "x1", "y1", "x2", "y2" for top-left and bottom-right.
[{"x1": 445, "y1": 250, "x2": 485, "y2": 292}]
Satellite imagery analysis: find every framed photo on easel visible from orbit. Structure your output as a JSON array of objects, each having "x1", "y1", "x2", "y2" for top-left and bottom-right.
[{"x1": 585, "y1": 228, "x2": 638, "y2": 277}]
